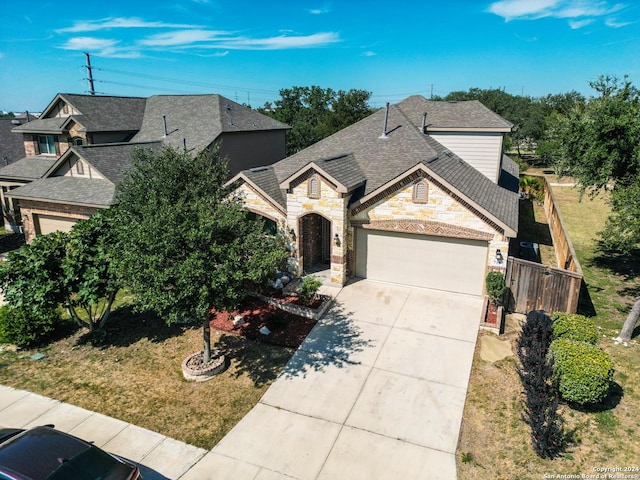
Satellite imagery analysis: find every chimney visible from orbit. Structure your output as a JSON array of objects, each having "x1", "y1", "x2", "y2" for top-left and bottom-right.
[
  {"x1": 379, "y1": 102, "x2": 389, "y2": 139},
  {"x1": 421, "y1": 112, "x2": 427, "y2": 133}
]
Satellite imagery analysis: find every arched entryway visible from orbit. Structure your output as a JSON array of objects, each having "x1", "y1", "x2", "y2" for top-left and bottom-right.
[{"x1": 299, "y1": 213, "x2": 331, "y2": 274}]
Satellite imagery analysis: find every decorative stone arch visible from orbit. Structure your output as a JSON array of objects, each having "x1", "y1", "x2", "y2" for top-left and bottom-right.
[
  {"x1": 246, "y1": 208, "x2": 280, "y2": 235},
  {"x1": 297, "y1": 211, "x2": 333, "y2": 274}
]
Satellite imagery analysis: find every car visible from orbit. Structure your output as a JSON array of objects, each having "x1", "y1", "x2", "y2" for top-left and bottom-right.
[{"x1": 0, "y1": 425, "x2": 142, "y2": 480}]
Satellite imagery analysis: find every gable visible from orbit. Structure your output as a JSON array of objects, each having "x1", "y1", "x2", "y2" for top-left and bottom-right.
[
  {"x1": 350, "y1": 174, "x2": 499, "y2": 237},
  {"x1": 232, "y1": 181, "x2": 286, "y2": 223},
  {"x1": 50, "y1": 151, "x2": 105, "y2": 180}
]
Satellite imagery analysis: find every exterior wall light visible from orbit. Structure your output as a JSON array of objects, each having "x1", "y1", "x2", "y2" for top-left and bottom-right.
[
  {"x1": 334, "y1": 233, "x2": 341, "y2": 247},
  {"x1": 496, "y1": 249, "x2": 504, "y2": 263},
  {"x1": 289, "y1": 229, "x2": 296, "y2": 242}
]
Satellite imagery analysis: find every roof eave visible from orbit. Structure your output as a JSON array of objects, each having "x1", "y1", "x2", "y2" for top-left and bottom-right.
[
  {"x1": 426, "y1": 127, "x2": 513, "y2": 133},
  {"x1": 350, "y1": 162, "x2": 516, "y2": 236},
  {"x1": 279, "y1": 162, "x2": 351, "y2": 193},
  {"x1": 6, "y1": 193, "x2": 113, "y2": 209},
  {"x1": 227, "y1": 172, "x2": 286, "y2": 216}
]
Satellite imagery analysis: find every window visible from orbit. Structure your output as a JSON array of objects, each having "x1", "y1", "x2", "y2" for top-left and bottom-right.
[
  {"x1": 38, "y1": 135, "x2": 56, "y2": 155},
  {"x1": 413, "y1": 180, "x2": 428, "y2": 203},
  {"x1": 308, "y1": 176, "x2": 320, "y2": 199},
  {"x1": 76, "y1": 160, "x2": 85, "y2": 175}
]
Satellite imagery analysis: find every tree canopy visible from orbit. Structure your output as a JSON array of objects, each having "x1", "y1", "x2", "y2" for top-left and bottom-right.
[
  {"x1": 0, "y1": 212, "x2": 120, "y2": 331},
  {"x1": 111, "y1": 146, "x2": 289, "y2": 362},
  {"x1": 259, "y1": 86, "x2": 373, "y2": 154}
]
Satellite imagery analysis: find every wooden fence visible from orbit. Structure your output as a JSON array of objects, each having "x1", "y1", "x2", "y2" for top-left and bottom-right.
[{"x1": 505, "y1": 176, "x2": 583, "y2": 314}]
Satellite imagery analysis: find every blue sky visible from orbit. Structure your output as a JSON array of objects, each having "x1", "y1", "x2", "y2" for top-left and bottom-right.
[{"x1": 1, "y1": 0, "x2": 638, "y2": 112}]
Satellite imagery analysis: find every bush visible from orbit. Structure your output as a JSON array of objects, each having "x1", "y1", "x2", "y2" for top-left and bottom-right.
[
  {"x1": 297, "y1": 275, "x2": 322, "y2": 305},
  {"x1": 486, "y1": 271, "x2": 507, "y2": 306},
  {"x1": 0, "y1": 304, "x2": 60, "y2": 348},
  {"x1": 549, "y1": 338, "x2": 614, "y2": 405},
  {"x1": 551, "y1": 312, "x2": 599, "y2": 344},
  {"x1": 516, "y1": 310, "x2": 565, "y2": 458}
]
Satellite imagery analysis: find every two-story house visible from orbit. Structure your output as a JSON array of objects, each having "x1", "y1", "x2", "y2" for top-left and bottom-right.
[
  {"x1": 2, "y1": 93, "x2": 289, "y2": 241},
  {"x1": 228, "y1": 96, "x2": 519, "y2": 295}
]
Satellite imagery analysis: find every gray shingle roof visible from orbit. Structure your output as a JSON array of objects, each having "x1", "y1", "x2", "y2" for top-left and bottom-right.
[
  {"x1": 243, "y1": 166, "x2": 286, "y2": 210},
  {"x1": 7, "y1": 177, "x2": 116, "y2": 207},
  {"x1": 0, "y1": 118, "x2": 28, "y2": 165},
  {"x1": 498, "y1": 154, "x2": 520, "y2": 193},
  {"x1": 131, "y1": 95, "x2": 289, "y2": 153},
  {"x1": 12, "y1": 94, "x2": 147, "y2": 134},
  {"x1": 73, "y1": 141, "x2": 163, "y2": 184},
  {"x1": 313, "y1": 154, "x2": 366, "y2": 191},
  {"x1": 0, "y1": 157, "x2": 57, "y2": 180},
  {"x1": 243, "y1": 96, "x2": 518, "y2": 234},
  {"x1": 396, "y1": 96, "x2": 514, "y2": 131}
]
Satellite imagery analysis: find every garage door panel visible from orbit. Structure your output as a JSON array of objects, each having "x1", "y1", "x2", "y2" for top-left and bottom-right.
[
  {"x1": 355, "y1": 229, "x2": 487, "y2": 295},
  {"x1": 35, "y1": 215, "x2": 77, "y2": 235}
]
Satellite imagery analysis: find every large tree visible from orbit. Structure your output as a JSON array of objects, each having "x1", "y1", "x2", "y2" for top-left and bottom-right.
[
  {"x1": 260, "y1": 86, "x2": 373, "y2": 154},
  {"x1": 111, "y1": 146, "x2": 288, "y2": 363},
  {"x1": 552, "y1": 75, "x2": 640, "y2": 193}
]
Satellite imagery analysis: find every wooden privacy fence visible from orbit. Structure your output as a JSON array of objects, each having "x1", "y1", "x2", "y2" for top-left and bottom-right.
[{"x1": 505, "y1": 175, "x2": 583, "y2": 314}]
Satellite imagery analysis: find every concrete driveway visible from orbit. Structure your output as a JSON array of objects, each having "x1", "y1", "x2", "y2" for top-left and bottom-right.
[{"x1": 185, "y1": 279, "x2": 483, "y2": 480}]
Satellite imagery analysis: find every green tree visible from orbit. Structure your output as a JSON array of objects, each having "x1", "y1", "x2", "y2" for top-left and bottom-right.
[
  {"x1": 112, "y1": 146, "x2": 289, "y2": 363},
  {"x1": 260, "y1": 86, "x2": 373, "y2": 154},
  {"x1": 62, "y1": 212, "x2": 120, "y2": 330},
  {"x1": 0, "y1": 214, "x2": 120, "y2": 332}
]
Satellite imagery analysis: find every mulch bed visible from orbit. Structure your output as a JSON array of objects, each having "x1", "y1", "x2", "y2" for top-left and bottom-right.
[{"x1": 210, "y1": 296, "x2": 318, "y2": 348}]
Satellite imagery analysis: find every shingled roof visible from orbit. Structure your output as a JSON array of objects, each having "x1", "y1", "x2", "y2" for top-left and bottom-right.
[
  {"x1": 8, "y1": 177, "x2": 116, "y2": 207},
  {"x1": 0, "y1": 118, "x2": 31, "y2": 165},
  {"x1": 12, "y1": 94, "x2": 147, "y2": 134},
  {"x1": 70, "y1": 141, "x2": 163, "y2": 184},
  {"x1": 238, "y1": 96, "x2": 519, "y2": 234},
  {"x1": 131, "y1": 95, "x2": 289, "y2": 153},
  {"x1": 0, "y1": 157, "x2": 57, "y2": 180}
]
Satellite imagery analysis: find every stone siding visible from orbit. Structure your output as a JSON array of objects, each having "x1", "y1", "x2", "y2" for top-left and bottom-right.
[
  {"x1": 287, "y1": 175, "x2": 348, "y2": 284},
  {"x1": 232, "y1": 183, "x2": 286, "y2": 224}
]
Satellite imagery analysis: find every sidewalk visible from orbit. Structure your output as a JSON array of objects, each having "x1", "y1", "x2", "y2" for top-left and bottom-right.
[{"x1": 0, "y1": 385, "x2": 207, "y2": 480}]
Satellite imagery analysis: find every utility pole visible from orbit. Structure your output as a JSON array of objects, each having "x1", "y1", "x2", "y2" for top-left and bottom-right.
[{"x1": 84, "y1": 52, "x2": 95, "y2": 95}]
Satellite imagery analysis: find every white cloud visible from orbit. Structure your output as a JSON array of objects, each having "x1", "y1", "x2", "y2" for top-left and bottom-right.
[
  {"x1": 56, "y1": 17, "x2": 198, "y2": 33},
  {"x1": 489, "y1": 1, "x2": 623, "y2": 19},
  {"x1": 569, "y1": 18, "x2": 595, "y2": 28},
  {"x1": 488, "y1": 0, "x2": 628, "y2": 28},
  {"x1": 605, "y1": 17, "x2": 632, "y2": 27},
  {"x1": 139, "y1": 29, "x2": 230, "y2": 47},
  {"x1": 363, "y1": 51, "x2": 376, "y2": 56},
  {"x1": 488, "y1": 0, "x2": 561, "y2": 20},
  {"x1": 58, "y1": 37, "x2": 141, "y2": 58},
  {"x1": 212, "y1": 32, "x2": 340, "y2": 50}
]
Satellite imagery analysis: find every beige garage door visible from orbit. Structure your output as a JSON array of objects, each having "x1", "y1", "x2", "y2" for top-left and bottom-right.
[
  {"x1": 35, "y1": 214, "x2": 77, "y2": 235},
  {"x1": 355, "y1": 229, "x2": 488, "y2": 295}
]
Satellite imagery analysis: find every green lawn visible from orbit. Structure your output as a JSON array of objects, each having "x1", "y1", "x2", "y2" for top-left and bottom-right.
[{"x1": 458, "y1": 184, "x2": 640, "y2": 480}]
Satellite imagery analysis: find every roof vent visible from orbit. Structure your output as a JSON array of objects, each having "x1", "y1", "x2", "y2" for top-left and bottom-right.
[
  {"x1": 249, "y1": 166, "x2": 269, "y2": 173},
  {"x1": 420, "y1": 112, "x2": 427, "y2": 133},
  {"x1": 379, "y1": 102, "x2": 390, "y2": 139}
]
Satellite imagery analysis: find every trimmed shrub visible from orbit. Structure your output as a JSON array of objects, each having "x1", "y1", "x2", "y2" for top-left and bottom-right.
[
  {"x1": 551, "y1": 312, "x2": 599, "y2": 344},
  {"x1": 297, "y1": 275, "x2": 322, "y2": 305},
  {"x1": 550, "y1": 338, "x2": 614, "y2": 405},
  {"x1": 486, "y1": 271, "x2": 507, "y2": 306},
  {"x1": 0, "y1": 304, "x2": 60, "y2": 348}
]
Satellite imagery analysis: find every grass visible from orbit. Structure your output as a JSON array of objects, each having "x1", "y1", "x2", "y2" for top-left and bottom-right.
[
  {"x1": 457, "y1": 183, "x2": 640, "y2": 479},
  {"x1": 0, "y1": 294, "x2": 295, "y2": 449}
]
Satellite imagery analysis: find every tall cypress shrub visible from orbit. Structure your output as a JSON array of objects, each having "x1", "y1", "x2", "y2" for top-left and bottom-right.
[{"x1": 516, "y1": 310, "x2": 565, "y2": 458}]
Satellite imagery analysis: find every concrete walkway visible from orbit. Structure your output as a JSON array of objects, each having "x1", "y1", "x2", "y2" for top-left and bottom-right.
[
  {"x1": 0, "y1": 279, "x2": 483, "y2": 479},
  {"x1": 185, "y1": 280, "x2": 483, "y2": 479}
]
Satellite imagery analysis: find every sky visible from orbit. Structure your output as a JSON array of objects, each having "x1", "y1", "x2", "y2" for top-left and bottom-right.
[{"x1": 1, "y1": 0, "x2": 639, "y2": 112}]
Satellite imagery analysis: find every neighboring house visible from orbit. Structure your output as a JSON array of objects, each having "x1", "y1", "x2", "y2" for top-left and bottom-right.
[
  {"x1": 2, "y1": 93, "x2": 289, "y2": 241},
  {"x1": 0, "y1": 113, "x2": 38, "y2": 230},
  {"x1": 228, "y1": 95, "x2": 520, "y2": 295}
]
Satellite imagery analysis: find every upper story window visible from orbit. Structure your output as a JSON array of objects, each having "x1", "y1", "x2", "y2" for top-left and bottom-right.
[
  {"x1": 308, "y1": 176, "x2": 320, "y2": 199},
  {"x1": 38, "y1": 135, "x2": 56, "y2": 155},
  {"x1": 76, "y1": 160, "x2": 85, "y2": 175},
  {"x1": 413, "y1": 180, "x2": 428, "y2": 204}
]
